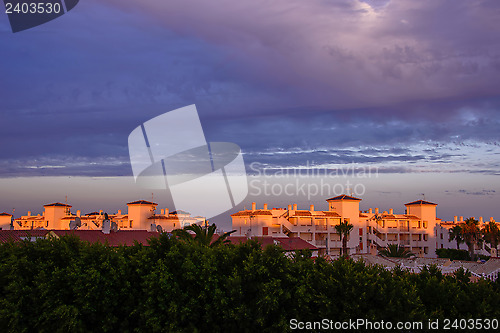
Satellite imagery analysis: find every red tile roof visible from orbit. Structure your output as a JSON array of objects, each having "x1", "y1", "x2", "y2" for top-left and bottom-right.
[
  {"x1": 293, "y1": 211, "x2": 312, "y2": 216},
  {"x1": 322, "y1": 211, "x2": 341, "y2": 217},
  {"x1": 230, "y1": 210, "x2": 272, "y2": 216},
  {"x1": 231, "y1": 210, "x2": 252, "y2": 216},
  {"x1": 252, "y1": 210, "x2": 273, "y2": 216},
  {"x1": 43, "y1": 202, "x2": 72, "y2": 207},
  {"x1": 405, "y1": 200, "x2": 437, "y2": 206},
  {"x1": 404, "y1": 214, "x2": 420, "y2": 220},
  {"x1": 0, "y1": 230, "x2": 50, "y2": 243},
  {"x1": 49, "y1": 230, "x2": 159, "y2": 246},
  {"x1": 14, "y1": 216, "x2": 45, "y2": 221},
  {"x1": 148, "y1": 215, "x2": 179, "y2": 220},
  {"x1": 127, "y1": 200, "x2": 158, "y2": 206},
  {"x1": 0, "y1": 212, "x2": 13, "y2": 216},
  {"x1": 326, "y1": 194, "x2": 361, "y2": 201}
]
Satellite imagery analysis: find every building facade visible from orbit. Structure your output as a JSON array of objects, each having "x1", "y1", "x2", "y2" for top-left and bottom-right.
[
  {"x1": 231, "y1": 195, "x2": 498, "y2": 258},
  {"x1": 8, "y1": 200, "x2": 205, "y2": 232}
]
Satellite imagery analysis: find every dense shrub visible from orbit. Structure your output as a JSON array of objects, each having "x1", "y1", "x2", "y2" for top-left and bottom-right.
[
  {"x1": 436, "y1": 248, "x2": 472, "y2": 261},
  {"x1": 0, "y1": 235, "x2": 499, "y2": 332}
]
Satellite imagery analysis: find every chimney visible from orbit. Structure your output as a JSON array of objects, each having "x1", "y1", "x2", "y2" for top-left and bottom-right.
[
  {"x1": 27, "y1": 211, "x2": 31, "y2": 217},
  {"x1": 369, "y1": 208, "x2": 373, "y2": 214},
  {"x1": 99, "y1": 210, "x2": 103, "y2": 215},
  {"x1": 165, "y1": 209, "x2": 169, "y2": 215},
  {"x1": 310, "y1": 205, "x2": 314, "y2": 211},
  {"x1": 389, "y1": 209, "x2": 394, "y2": 215},
  {"x1": 263, "y1": 203, "x2": 268, "y2": 210},
  {"x1": 161, "y1": 209, "x2": 165, "y2": 215},
  {"x1": 293, "y1": 204, "x2": 298, "y2": 210},
  {"x1": 117, "y1": 210, "x2": 122, "y2": 215},
  {"x1": 460, "y1": 216, "x2": 464, "y2": 222},
  {"x1": 454, "y1": 216, "x2": 457, "y2": 223},
  {"x1": 491, "y1": 217, "x2": 495, "y2": 222},
  {"x1": 77, "y1": 210, "x2": 81, "y2": 217},
  {"x1": 288, "y1": 205, "x2": 292, "y2": 211},
  {"x1": 251, "y1": 202, "x2": 256, "y2": 211},
  {"x1": 479, "y1": 217, "x2": 483, "y2": 223},
  {"x1": 375, "y1": 208, "x2": 379, "y2": 214}
]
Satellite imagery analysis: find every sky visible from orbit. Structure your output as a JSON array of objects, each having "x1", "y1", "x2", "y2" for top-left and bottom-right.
[{"x1": 1, "y1": 0, "x2": 499, "y2": 228}]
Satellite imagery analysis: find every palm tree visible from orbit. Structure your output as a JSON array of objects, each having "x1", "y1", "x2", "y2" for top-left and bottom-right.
[
  {"x1": 172, "y1": 222, "x2": 236, "y2": 247},
  {"x1": 449, "y1": 225, "x2": 464, "y2": 250},
  {"x1": 482, "y1": 221, "x2": 500, "y2": 255},
  {"x1": 335, "y1": 220, "x2": 353, "y2": 257},
  {"x1": 461, "y1": 218, "x2": 482, "y2": 260},
  {"x1": 378, "y1": 244, "x2": 414, "y2": 258}
]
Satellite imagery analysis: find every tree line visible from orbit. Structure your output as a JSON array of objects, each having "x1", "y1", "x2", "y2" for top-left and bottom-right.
[{"x1": 0, "y1": 230, "x2": 499, "y2": 332}]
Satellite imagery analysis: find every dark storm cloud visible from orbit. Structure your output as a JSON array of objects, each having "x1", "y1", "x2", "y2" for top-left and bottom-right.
[{"x1": 0, "y1": 0, "x2": 499, "y2": 176}]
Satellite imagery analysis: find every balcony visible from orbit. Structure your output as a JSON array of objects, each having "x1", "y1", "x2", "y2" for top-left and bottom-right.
[
  {"x1": 315, "y1": 240, "x2": 327, "y2": 247},
  {"x1": 315, "y1": 225, "x2": 327, "y2": 231}
]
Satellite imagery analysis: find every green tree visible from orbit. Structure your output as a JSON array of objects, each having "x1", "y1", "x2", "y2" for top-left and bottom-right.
[
  {"x1": 436, "y1": 248, "x2": 471, "y2": 261},
  {"x1": 482, "y1": 221, "x2": 500, "y2": 254},
  {"x1": 449, "y1": 225, "x2": 464, "y2": 250},
  {"x1": 379, "y1": 244, "x2": 414, "y2": 258},
  {"x1": 335, "y1": 220, "x2": 353, "y2": 257},
  {"x1": 1, "y1": 229, "x2": 500, "y2": 332},
  {"x1": 172, "y1": 222, "x2": 236, "y2": 247},
  {"x1": 461, "y1": 218, "x2": 482, "y2": 260}
]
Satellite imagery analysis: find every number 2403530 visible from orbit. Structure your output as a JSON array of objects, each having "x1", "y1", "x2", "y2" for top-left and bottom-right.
[{"x1": 5, "y1": 2, "x2": 62, "y2": 14}]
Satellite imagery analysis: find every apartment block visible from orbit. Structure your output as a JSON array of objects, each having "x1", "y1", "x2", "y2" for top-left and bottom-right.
[{"x1": 232, "y1": 195, "x2": 498, "y2": 258}]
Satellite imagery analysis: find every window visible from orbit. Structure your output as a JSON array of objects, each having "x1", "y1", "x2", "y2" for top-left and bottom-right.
[
  {"x1": 423, "y1": 234, "x2": 428, "y2": 241},
  {"x1": 424, "y1": 247, "x2": 429, "y2": 254},
  {"x1": 263, "y1": 227, "x2": 268, "y2": 236},
  {"x1": 440, "y1": 234, "x2": 443, "y2": 240},
  {"x1": 423, "y1": 221, "x2": 428, "y2": 228}
]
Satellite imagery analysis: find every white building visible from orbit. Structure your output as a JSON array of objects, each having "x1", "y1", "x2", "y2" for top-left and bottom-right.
[
  {"x1": 10, "y1": 200, "x2": 205, "y2": 232},
  {"x1": 232, "y1": 195, "x2": 497, "y2": 258}
]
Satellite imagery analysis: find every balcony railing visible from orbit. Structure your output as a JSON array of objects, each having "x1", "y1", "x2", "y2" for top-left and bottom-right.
[{"x1": 315, "y1": 225, "x2": 327, "y2": 230}]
